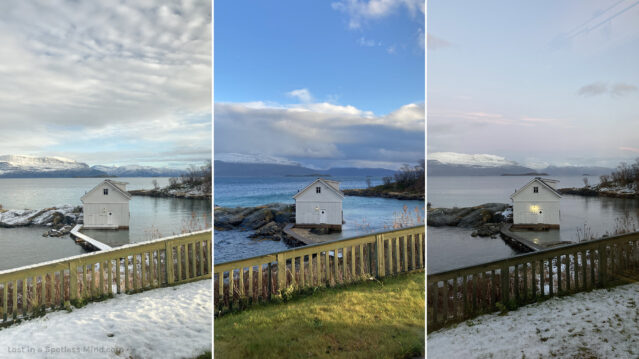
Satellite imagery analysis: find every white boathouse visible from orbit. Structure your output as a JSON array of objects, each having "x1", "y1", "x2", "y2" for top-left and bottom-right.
[
  {"x1": 510, "y1": 177, "x2": 561, "y2": 229},
  {"x1": 293, "y1": 178, "x2": 344, "y2": 231},
  {"x1": 81, "y1": 179, "x2": 131, "y2": 229}
]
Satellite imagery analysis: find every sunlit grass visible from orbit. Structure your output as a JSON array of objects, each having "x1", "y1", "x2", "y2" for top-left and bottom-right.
[{"x1": 214, "y1": 271, "x2": 425, "y2": 359}]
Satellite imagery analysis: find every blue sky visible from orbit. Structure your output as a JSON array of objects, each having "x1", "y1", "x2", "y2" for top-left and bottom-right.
[
  {"x1": 214, "y1": 0, "x2": 425, "y2": 170},
  {"x1": 428, "y1": 0, "x2": 639, "y2": 168},
  {"x1": 0, "y1": 1, "x2": 211, "y2": 169}
]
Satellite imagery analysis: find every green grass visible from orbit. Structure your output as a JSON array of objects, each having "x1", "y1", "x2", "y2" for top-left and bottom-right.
[{"x1": 214, "y1": 272, "x2": 425, "y2": 359}]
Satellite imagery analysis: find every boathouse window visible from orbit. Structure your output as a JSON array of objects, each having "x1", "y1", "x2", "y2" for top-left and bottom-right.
[
  {"x1": 103, "y1": 188, "x2": 109, "y2": 195},
  {"x1": 316, "y1": 186, "x2": 321, "y2": 194},
  {"x1": 533, "y1": 186, "x2": 538, "y2": 193}
]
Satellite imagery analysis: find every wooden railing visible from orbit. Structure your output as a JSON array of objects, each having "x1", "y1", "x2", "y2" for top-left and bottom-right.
[
  {"x1": 427, "y1": 231, "x2": 639, "y2": 332},
  {"x1": 0, "y1": 230, "x2": 212, "y2": 325},
  {"x1": 214, "y1": 225, "x2": 425, "y2": 314}
]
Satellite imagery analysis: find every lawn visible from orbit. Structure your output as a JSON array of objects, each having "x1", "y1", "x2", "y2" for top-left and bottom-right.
[{"x1": 214, "y1": 271, "x2": 425, "y2": 359}]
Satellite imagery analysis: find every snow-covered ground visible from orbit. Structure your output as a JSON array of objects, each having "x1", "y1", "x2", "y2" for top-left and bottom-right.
[
  {"x1": 0, "y1": 205, "x2": 81, "y2": 227},
  {"x1": 428, "y1": 282, "x2": 639, "y2": 358},
  {"x1": 0, "y1": 280, "x2": 211, "y2": 359}
]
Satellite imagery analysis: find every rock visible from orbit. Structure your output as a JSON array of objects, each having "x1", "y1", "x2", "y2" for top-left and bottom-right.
[
  {"x1": 240, "y1": 208, "x2": 275, "y2": 230},
  {"x1": 249, "y1": 221, "x2": 281, "y2": 239}
]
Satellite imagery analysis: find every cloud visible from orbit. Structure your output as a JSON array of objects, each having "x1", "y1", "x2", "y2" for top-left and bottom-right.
[
  {"x1": 214, "y1": 101, "x2": 424, "y2": 169},
  {"x1": 0, "y1": 1, "x2": 211, "y2": 167},
  {"x1": 427, "y1": 33, "x2": 450, "y2": 50},
  {"x1": 611, "y1": 83, "x2": 638, "y2": 97},
  {"x1": 331, "y1": 0, "x2": 425, "y2": 29},
  {"x1": 578, "y1": 82, "x2": 637, "y2": 97},
  {"x1": 286, "y1": 88, "x2": 314, "y2": 103},
  {"x1": 619, "y1": 146, "x2": 639, "y2": 153},
  {"x1": 578, "y1": 82, "x2": 608, "y2": 96},
  {"x1": 358, "y1": 37, "x2": 381, "y2": 47}
]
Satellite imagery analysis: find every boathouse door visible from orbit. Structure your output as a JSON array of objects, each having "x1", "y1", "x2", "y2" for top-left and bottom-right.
[
  {"x1": 320, "y1": 209, "x2": 327, "y2": 224},
  {"x1": 537, "y1": 210, "x2": 544, "y2": 224}
]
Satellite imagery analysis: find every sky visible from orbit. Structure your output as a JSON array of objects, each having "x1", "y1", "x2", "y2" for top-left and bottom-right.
[
  {"x1": 214, "y1": 0, "x2": 425, "y2": 170},
  {"x1": 428, "y1": 0, "x2": 639, "y2": 169},
  {"x1": 0, "y1": 0, "x2": 211, "y2": 169}
]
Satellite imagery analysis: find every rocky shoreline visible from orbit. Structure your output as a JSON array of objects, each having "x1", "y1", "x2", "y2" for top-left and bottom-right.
[
  {"x1": 427, "y1": 203, "x2": 512, "y2": 238},
  {"x1": 129, "y1": 187, "x2": 211, "y2": 200},
  {"x1": 558, "y1": 186, "x2": 639, "y2": 199},
  {"x1": 0, "y1": 205, "x2": 82, "y2": 237},
  {"x1": 342, "y1": 188, "x2": 424, "y2": 201},
  {"x1": 214, "y1": 203, "x2": 303, "y2": 246}
]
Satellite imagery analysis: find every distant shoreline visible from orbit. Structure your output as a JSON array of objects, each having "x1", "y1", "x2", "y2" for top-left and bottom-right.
[
  {"x1": 501, "y1": 172, "x2": 548, "y2": 176},
  {"x1": 343, "y1": 188, "x2": 424, "y2": 201}
]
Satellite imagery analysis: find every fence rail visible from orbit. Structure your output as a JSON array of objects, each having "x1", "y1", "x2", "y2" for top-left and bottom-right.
[
  {"x1": 214, "y1": 225, "x2": 425, "y2": 314},
  {"x1": 427, "y1": 231, "x2": 639, "y2": 332},
  {"x1": 0, "y1": 230, "x2": 212, "y2": 325}
]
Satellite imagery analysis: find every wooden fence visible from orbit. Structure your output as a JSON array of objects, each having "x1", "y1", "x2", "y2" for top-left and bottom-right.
[
  {"x1": 0, "y1": 230, "x2": 212, "y2": 325},
  {"x1": 214, "y1": 225, "x2": 425, "y2": 313},
  {"x1": 427, "y1": 231, "x2": 639, "y2": 332}
]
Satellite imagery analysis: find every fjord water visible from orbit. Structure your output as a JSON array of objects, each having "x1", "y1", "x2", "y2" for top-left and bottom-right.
[
  {"x1": 428, "y1": 176, "x2": 639, "y2": 273},
  {"x1": 0, "y1": 177, "x2": 212, "y2": 270},
  {"x1": 214, "y1": 176, "x2": 425, "y2": 263}
]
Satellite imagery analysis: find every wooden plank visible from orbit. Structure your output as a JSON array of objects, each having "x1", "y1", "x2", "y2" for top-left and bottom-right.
[
  {"x1": 140, "y1": 253, "x2": 146, "y2": 288},
  {"x1": 300, "y1": 256, "x2": 306, "y2": 288},
  {"x1": 394, "y1": 236, "x2": 400, "y2": 275},
  {"x1": 133, "y1": 254, "x2": 139, "y2": 291},
  {"x1": 452, "y1": 276, "x2": 458, "y2": 320},
  {"x1": 471, "y1": 273, "x2": 478, "y2": 314},
  {"x1": 177, "y1": 245, "x2": 183, "y2": 282},
  {"x1": 325, "y1": 251, "x2": 330, "y2": 285},
  {"x1": 99, "y1": 261, "x2": 104, "y2": 296},
  {"x1": 351, "y1": 246, "x2": 355, "y2": 282},
  {"x1": 107, "y1": 260, "x2": 113, "y2": 296},
  {"x1": 115, "y1": 258, "x2": 121, "y2": 294},
  {"x1": 124, "y1": 257, "x2": 130, "y2": 293},
  {"x1": 442, "y1": 279, "x2": 448, "y2": 323},
  {"x1": 239, "y1": 267, "x2": 245, "y2": 298},
  {"x1": 334, "y1": 248, "x2": 339, "y2": 284},
  {"x1": 501, "y1": 266, "x2": 509, "y2": 304},
  {"x1": 490, "y1": 270, "x2": 496, "y2": 310},
  {"x1": 22, "y1": 278, "x2": 27, "y2": 315},
  {"x1": 431, "y1": 282, "x2": 439, "y2": 325},
  {"x1": 359, "y1": 244, "x2": 364, "y2": 277},
  {"x1": 387, "y1": 239, "x2": 393, "y2": 275},
  {"x1": 32, "y1": 276, "x2": 38, "y2": 308},
  {"x1": 82, "y1": 264, "x2": 87, "y2": 298},
  {"x1": 69, "y1": 262, "x2": 78, "y2": 300},
  {"x1": 58, "y1": 272, "x2": 63, "y2": 307},
  {"x1": 418, "y1": 233, "x2": 424, "y2": 268},
  {"x1": 566, "y1": 253, "x2": 572, "y2": 291},
  {"x1": 557, "y1": 255, "x2": 562, "y2": 294},
  {"x1": 190, "y1": 243, "x2": 196, "y2": 279},
  {"x1": 2, "y1": 282, "x2": 7, "y2": 322},
  {"x1": 531, "y1": 260, "x2": 537, "y2": 299},
  {"x1": 291, "y1": 257, "x2": 296, "y2": 286},
  {"x1": 229, "y1": 269, "x2": 235, "y2": 306},
  {"x1": 218, "y1": 272, "x2": 224, "y2": 306},
  {"x1": 248, "y1": 266, "x2": 253, "y2": 300},
  {"x1": 12, "y1": 280, "x2": 18, "y2": 319},
  {"x1": 514, "y1": 264, "x2": 519, "y2": 302},
  {"x1": 198, "y1": 242, "x2": 204, "y2": 278},
  {"x1": 308, "y1": 255, "x2": 313, "y2": 287},
  {"x1": 277, "y1": 253, "x2": 286, "y2": 292},
  {"x1": 166, "y1": 244, "x2": 175, "y2": 285},
  {"x1": 548, "y1": 258, "x2": 553, "y2": 297},
  {"x1": 523, "y1": 262, "x2": 528, "y2": 303},
  {"x1": 462, "y1": 275, "x2": 468, "y2": 319},
  {"x1": 410, "y1": 235, "x2": 416, "y2": 270}
]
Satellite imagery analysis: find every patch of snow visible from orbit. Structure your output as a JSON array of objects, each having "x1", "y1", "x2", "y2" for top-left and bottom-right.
[
  {"x1": 0, "y1": 205, "x2": 80, "y2": 227},
  {"x1": 428, "y1": 282, "x2": 639, "y2": 358},
  {"x1": 428, "y1": 152, "x2": 517, "y2": 168},
  {"x1": 0, "y1": 280, "x2": 212, "y2": 359}
]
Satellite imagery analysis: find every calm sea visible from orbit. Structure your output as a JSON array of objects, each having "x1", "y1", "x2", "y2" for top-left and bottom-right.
[
  {"x1": 428, "y1": 176, "x2": 639, "y2": 273},
  {"x1": 0, "y1": 177, "x2": 212, "y2": 270},
  {"x1": 214, "y1": 176, "x2": 425, "y2": 263}
]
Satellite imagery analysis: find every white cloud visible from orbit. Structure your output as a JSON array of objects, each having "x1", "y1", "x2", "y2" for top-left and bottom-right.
[
  {"x1": 0, "y1": 1, "x2": 211, "y2": 167},
  {"x1": 332, "y1": 0, "x2": 425, "y2": 29},
  {"x1": 214, "y1": 100, "x2": 424, "y2": 168},
  {"x1": 286, "y1": 88, "x2": 314, "y2": 103}
]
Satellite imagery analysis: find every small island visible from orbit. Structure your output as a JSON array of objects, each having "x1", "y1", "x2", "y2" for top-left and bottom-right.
[
  {"x1": 129, "y1": 163, "x2": 211, "y2": 200},
  {"x1": 559, "y1": 160, "x2": 639, "y2": 199},
  {"x1": 343, "y1": 162, "x2": 424, "y2": 201}
]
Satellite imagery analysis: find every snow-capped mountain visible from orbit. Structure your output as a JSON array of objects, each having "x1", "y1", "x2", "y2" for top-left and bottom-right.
[
  {"x1": 91, "y1": 165, "x2": 186, "y2": 177},
  {"x1": 0, "y1": 155, "x2": 189, "y2": 178},
  {"x1": 428, "y1": 152, "x2": 518, "y2": 168},
  {"x1": 0, "y1": 155, "x2": 105, "y2": 177},
  {"x1": 215, "y1": 153, "x2": 300, "y2": 166}
]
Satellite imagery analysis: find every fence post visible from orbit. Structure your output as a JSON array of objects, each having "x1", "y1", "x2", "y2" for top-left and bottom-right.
[
  {"x1": 599, "y1": 244, "x2": 606, "y2": 287},
  {"x1": 277, "y1": 253, "x2": 286, "y2": 293},
  {"x1": 376, "y1": 234, "x2": 385, "y2": 278},
  {"x1": 69, "y1": 260, "x2": 77, "y2": 301},
  {"x1": 166, "y1": 241, "x2": 175, "y2": 285}
]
